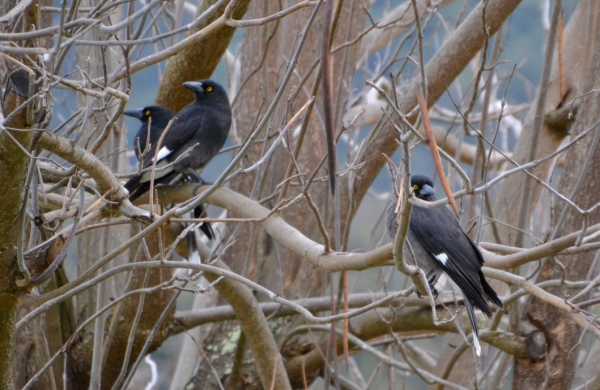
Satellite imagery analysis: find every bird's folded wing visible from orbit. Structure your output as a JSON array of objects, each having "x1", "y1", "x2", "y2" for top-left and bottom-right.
[
  {"x1": 140, "y1": 112, "x2": 203, "y2": 168},
  {"x1": 409, "y1": 206, "x2": 483, "y2": 269},
  {"x1": 409, "y1": 206, "x2": 492, "y2": 316}
]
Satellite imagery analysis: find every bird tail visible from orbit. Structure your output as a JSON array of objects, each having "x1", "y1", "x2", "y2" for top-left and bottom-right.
[
  {"x1": 194, "y1": 204, "x2": 214, "y2": 240},
  {"x1": 124, "y1": 175, "x2": 142, "y2": 198},
  {"x1": 187, "y1": 225, "x2": 201, "y2": 264},
  {"x1": 480, "y1": 271, "x2": 503, "y2": 309},
  {"x1": 127, "y1": 181, "x2": 151, "y2": 202},
  {"x1": 464, "y1": 298, "x2": 482, "y2": 356},
  {"x1": 186, "y1": 205, "x2": 215, "y2": 264}
]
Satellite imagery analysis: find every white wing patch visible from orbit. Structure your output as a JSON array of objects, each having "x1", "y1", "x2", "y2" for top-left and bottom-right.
[
  {"x1": 435, "y1": 253, "x2": 448, "y2": 265},
  {"x1": 156, "y1": 146, "x2": 172, "y2": 161}
]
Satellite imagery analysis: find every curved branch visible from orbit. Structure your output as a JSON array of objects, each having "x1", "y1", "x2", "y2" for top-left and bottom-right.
[
  {"x1": 284, "y1": 305, "x2": 530, "y2": 384},
  {"x1": 155, "y1": 185, "x2": 391, "y2": 270},
  {"x1": 155, "y1": 184, "x2": 600, "y2": 272},
  {"x1": 37, "y1": 132, "x2": 150, "y2": 220},
  {"x1": 484, "y1": 268, "x2": 600, "y2": 338},
  {"x1": 155, "y1": 0, "x2": 251, "y2": 112},
  {"x1": 197, "y1": 256, "x2": 292, "y2": 390},
  {"x1": 482, "y1": 221, "x2": 600, "y2": 269}
]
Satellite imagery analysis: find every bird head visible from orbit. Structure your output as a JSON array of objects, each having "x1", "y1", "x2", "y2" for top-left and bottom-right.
[
  {"x1": 411, "y1": 174, "x2": 435, "y2": 200},
  {"x1": 182, "y1": 80, "x2": 230, "y2": 106},
  {"x1": 124, "y1": 106, "x2": 173, "y2": 124}
]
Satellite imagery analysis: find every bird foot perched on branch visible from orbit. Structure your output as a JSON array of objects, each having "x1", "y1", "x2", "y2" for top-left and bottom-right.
[
  {"x1": 123, "y1": 80, "x2": 230, "y2": 203},
  {"x1": 415, "y1": 285, "x2": 439, "y2": 300},
  {"x1": 184, "y1": 168, "x2": 210, "y2": 186},
  {"x1": 415, "y1": 269, "x2": 440, "y2": 299}
]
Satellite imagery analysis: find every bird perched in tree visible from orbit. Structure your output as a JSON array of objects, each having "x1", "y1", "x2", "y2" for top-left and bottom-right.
[
  {"x1": 124, "y1": 105, "x2": 174, "y2": 161},
  {"x1": 124, "y1": 80, "x2": 231, "y2": 203},
  {"x1": 123, "y1": 96, "x2": 224, "y2": 241},
  {"x1": 386, "y1": 174, "x2": 503, "y2": 356}
]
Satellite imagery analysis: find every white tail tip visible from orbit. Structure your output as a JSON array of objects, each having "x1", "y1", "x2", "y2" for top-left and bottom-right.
[
  {"x1": 473, "y1": 333, "x2": 481, "y2": 356},
  {"x1": 189, "y1": 250, "x2": 201, "y2": 265}
]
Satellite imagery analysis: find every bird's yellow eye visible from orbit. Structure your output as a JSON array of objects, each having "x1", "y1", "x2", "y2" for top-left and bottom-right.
[
  {"x1": 145, "y1": 110, "x2": 150, "y2": 116},
  {"x1": 206, "y1": 86, "x2": 213, "y2": 92},
  {"x1": 413, "y1": 184, "x2": 419, "y2": 190}
]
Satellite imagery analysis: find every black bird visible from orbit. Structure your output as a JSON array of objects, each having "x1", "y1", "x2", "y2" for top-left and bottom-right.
[
  {"x1": 386, "y1": 174, "x2": 502, "y2": 356},
  {"x1": 124, "y1": 79, "x2": 231, "y2": 202},
  {"x1": 3, "y1": 68, "x2": 42, "y2": 100},
  {"x1": 124, "y1": 105, "x2": 174, "y2": 161},
  {"x1": 123, "y1": 100, "x2": 220, "y2": 241}
]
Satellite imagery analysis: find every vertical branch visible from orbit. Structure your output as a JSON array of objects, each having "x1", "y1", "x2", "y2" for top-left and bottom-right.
[
  {"x1": 89, "y1": 229, "x2": 108, "y2": 390},
  {"x1": 321, "y1": 0, "x2": 336, "y2": 196},
  {"x1": 15, "y1": 148, "x2": 38, "y2": 287},
  {"x1": 321, "y1": 1, "x2": 339, "y2": 387},
  {"x1": 515, "y1": 0, "x2": 563, "y2": 248},
  {"x1": 410, "y1": 0, "x2": 427, "y2": 100},
  {"x1": 558, "y1": 9, "x2": 564, "y2": 100},
  {"x1": 417, "y1": 90, "x2": 459, "y2": 217},
  {"x1": 148, "y1": 119, "x2": 175, "y2": 217},
  {"x1": 342, "y1": 271, "x2": 349, "y2": 366},
  {"x1": 462, "y1": 0, "x2": 491, "y2": 137},
  {"x1": 470, "y1": 25, "x2": 504, "y2": 233},
  {"x1": 110, "y1": 269, "x2": 151, "y2": 390}
]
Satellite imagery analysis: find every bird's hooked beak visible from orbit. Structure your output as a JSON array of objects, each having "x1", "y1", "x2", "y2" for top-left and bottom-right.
[
  {"x1": 123, "y1": 108, "x2": 145, "y2": 120},
  {"x1": 183, "y1": 81, "x2": 204, "y2": 94},
  {"x1": 420, "y1": 184, "x2": 435, "y2": 197}
]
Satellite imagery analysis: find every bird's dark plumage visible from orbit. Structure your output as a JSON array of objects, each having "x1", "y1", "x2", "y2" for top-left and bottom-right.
[
  {"x1": 124, "y1": 106, "x2": 174, "y2": 161},
  {"x1": 386, "y1": 174, "x2": 502, "y2": 355},
  {"x1": 193, "y1": 202, "x2": 214, "y2": 240},
  {"x1": 124, "y1": 79, "x2": 231, "y2": 201},
  {"x1": 123, "y1": 95, "x2": 224, "y2": 241}
]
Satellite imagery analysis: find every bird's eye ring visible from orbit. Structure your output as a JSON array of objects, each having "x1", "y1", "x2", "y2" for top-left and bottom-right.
[
  {"x1": 206, "y1": 86, "x2": 213, "y2": 92},
  {"x1": 412, "y1": 184, "x2": 418, "y2": 190},
  {"x1": 145, "y1": 110, "x2": 150, "y2": 116}
]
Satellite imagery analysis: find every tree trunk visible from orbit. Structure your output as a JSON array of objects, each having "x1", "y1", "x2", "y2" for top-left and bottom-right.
[
  {"x1": 186, "y1": 0, "x2": 365, "y2": 387},
  {"x1": 1, "y1": 0, "x2": 51, "y2": 387},
  {"x1": 513, "y1": 5, "x2": 600, "y2": 386},
  {"x1": 155, "y1": 0, "x2": 252, "y2": 113},
  {"x1": 435, "y1": 2, "x2": 600, "y2": 387}
]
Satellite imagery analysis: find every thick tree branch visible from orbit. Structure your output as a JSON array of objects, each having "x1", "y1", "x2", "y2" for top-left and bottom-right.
[
  {"x1": 37, "y1": 132, "x2": 150, "y2": 220},
  {"x1": 153, "y1": 184, "x2": 600, "y2": 272},
  {"x1": 155, "y1": 0, "x2": 251, "y2": 112},
  {"x1": 284, "y1": 305, "x2": 530, "y2": 385},
  {"x1": 350, "y1": 0, "x2": 524, "y2": 204}
]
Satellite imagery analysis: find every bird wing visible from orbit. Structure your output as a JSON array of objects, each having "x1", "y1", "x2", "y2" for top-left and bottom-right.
[
  {"x1": 134, "y1": 122, "x2": 166, "y2": 161},
  {"x1": 409, "y1": 205, "x2": 493, "y2": 317},
  {"x1": 125, "y1": 108, "x2": 204, "y2": 194},
  {"x1": 140, "y1": 107, "x2": 203, "y2": 169}
]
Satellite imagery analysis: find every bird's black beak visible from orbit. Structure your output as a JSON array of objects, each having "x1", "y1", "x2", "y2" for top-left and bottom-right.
[
  {"x1": 123, "y1": 108, "x2": 144, "y2": 119},
  {"x1": 420, "y1": 184, "x2": 434, "y2": 197},
  {"x1": 183, "y1": 81, "x2": 204, "y2": 94}
]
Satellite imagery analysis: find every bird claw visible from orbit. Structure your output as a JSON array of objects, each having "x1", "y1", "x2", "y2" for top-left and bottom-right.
[
  {"x1": 415, "y1": 285, "x2": 438, "y2": 300},
  {"x1": 184, "y1": 168, "x2": 209, "y2": 185}
]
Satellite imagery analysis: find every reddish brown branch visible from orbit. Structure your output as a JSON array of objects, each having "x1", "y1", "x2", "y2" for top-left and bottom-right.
[{"x1": 417, "y1": 90, "x2": 459, "y2": 217}]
